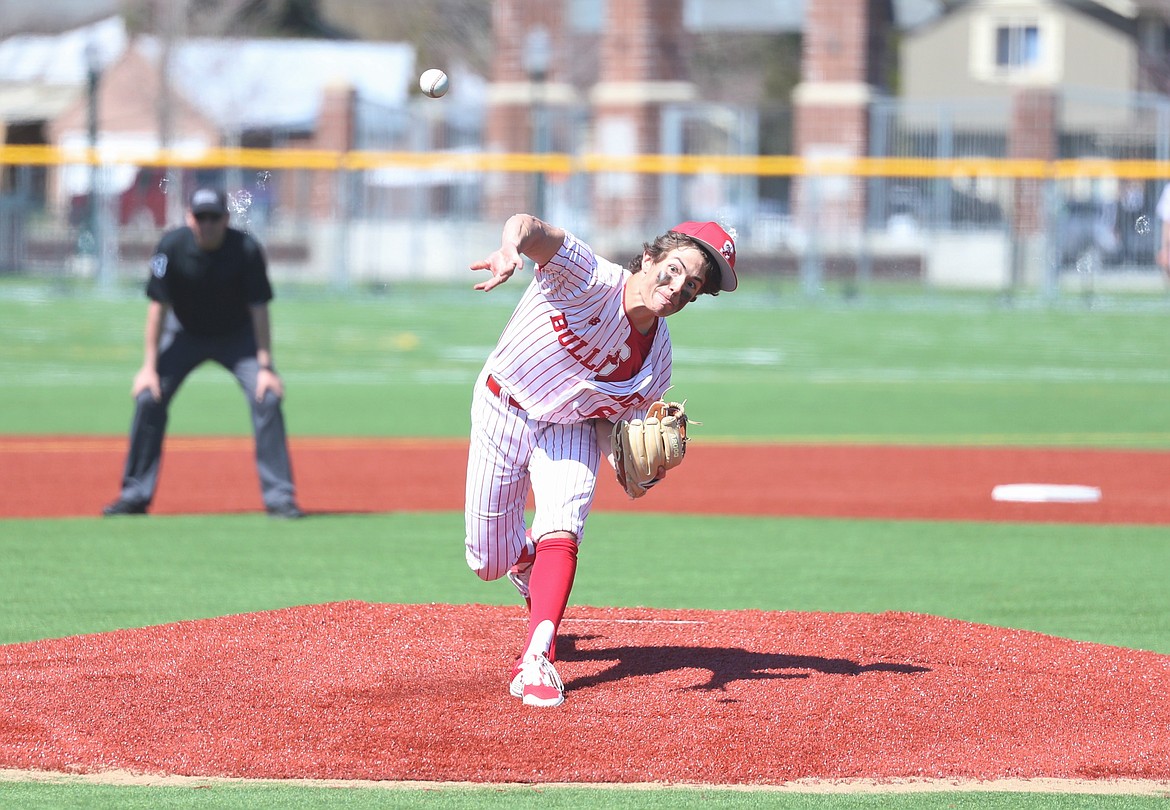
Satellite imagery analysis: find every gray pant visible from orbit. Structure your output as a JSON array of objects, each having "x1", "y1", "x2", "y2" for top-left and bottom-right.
[{"x1": 115, "y1": 321, "x2": 297, "y2": 510}]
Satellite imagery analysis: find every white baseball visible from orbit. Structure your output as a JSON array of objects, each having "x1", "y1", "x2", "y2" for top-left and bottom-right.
[{"x1": 419, "y1": 68, "x2": 449, "y2": 98}]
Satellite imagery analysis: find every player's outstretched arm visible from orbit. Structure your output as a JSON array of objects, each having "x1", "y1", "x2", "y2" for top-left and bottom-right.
[{"x1": 471, "y1": 214, "x2": 564, "y2": 292}]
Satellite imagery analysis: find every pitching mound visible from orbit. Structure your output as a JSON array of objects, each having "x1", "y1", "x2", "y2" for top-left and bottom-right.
[{"x1": 1, "y1": 602, "x2": 1168, "y2": 785}]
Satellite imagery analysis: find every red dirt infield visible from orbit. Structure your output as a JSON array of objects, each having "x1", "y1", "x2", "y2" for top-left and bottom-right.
[
  {"x1": 2, "y1": 437, "x2": 1170, "y2": 789},
  {"x1": 2, "y1": 435, "x2": 1169, "y2": 523}
]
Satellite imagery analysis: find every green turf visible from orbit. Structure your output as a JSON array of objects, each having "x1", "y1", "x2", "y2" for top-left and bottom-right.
[
  {"x1": 3, "y1": 513, "x2": 1167, "y2": 652},
  {"x1": 2, "y1": 278, "x2": 1169, "y2": 444},
  {"x1": 1, "y1": 782, "x2": 1167, "y2": 809}
]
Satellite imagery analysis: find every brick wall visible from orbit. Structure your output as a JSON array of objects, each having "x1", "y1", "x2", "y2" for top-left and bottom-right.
[
  {"x1": 1009, "y1": 89, "x2": 1057, "y2": 236},
  {"x1": 483, "y1": 0, "x2": 693, "y2": 230},
  {"x1": 484, "y1": 0, "x2": 565, "y2": 220},
  {"x1": 598, "y1": 0, "x2": 687, "y2": 83},
  {"x1": 305, "y1": 84, "x2": 356, "y2": 218},
  {"x1": 590, "y1": 0, "x2": 689, "y2": 229},
  {"x1": 793, "y1": 0, "x2": 891, "y2": 230},
  {"x1": 50, "y1": 44, "x2": 218, "y2": 148},
  {"x1": 803, "y1": 0, "x2": 869, "y2": 83}
]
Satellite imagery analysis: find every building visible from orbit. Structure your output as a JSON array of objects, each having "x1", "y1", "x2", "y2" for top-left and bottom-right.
[
  {"x1": 902, "y1": 0, "x2": 1170, "y2": 107},
  {"x1": 1, "y1": 15, "x2": 415, "y2": 220}
]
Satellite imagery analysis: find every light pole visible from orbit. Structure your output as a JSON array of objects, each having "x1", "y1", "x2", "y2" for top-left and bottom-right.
[
  {"x1": 523, "y1": 26, "x2": 551, "y2": 220},
  {"x1": 84, "y1": 37, "x2": 106, "y2": 283}
]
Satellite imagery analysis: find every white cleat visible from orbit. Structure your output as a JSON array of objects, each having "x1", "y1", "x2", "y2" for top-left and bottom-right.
[{"x1": 515, "y1": 652, "x2": 564, "y2": 707}]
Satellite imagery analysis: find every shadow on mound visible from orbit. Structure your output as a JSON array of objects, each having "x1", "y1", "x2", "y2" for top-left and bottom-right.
[{"x1": 559, "y1": 634, "x2": 930, "y2": 694}]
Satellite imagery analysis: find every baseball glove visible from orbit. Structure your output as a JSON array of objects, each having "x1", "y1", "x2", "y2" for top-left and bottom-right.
[{"x1": 611, "y1": 400, "x2": 688, "y2": 499}]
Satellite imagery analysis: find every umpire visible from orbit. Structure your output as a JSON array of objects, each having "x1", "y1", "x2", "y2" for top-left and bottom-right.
[{"x1": 103, "y1": 186, "x2": 304, "y2": 518}]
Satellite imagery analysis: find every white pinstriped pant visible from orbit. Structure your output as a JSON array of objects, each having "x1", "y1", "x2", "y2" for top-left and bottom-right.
[{"x1": 464, "y1": 372, "x2": 600, "y2": 582}]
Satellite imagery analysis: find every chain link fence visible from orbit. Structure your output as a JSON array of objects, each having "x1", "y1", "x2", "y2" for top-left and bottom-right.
[{"x1": 4, "y1": 92, "x2": 1170, "y2": 295}]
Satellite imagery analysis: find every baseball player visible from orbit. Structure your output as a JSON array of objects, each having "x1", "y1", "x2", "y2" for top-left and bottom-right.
[
  {"x1": 102, "y1": 186, "x2": 303, "y2": 519},
  {"x1": 466, "y1": 213, "x2": 737, "y2": 706}
]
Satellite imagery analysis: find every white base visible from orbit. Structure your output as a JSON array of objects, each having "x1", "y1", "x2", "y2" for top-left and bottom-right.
[{"x1": 991, "y1": 483, "x2": 1101, "y2": 503}]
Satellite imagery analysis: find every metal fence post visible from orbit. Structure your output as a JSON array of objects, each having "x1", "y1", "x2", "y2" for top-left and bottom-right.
[{"x1": 800, "y1": 175, "x2": 823, "y2": 298}]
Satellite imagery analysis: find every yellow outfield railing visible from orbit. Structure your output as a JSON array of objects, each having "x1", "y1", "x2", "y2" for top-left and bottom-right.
[{"x1": 4, "y1": 144, "x2": 1170, "y2": 179}]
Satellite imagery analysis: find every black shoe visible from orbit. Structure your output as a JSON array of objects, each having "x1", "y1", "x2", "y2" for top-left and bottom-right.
[
  {"x1": 102, "y1": 500, "x2": 148, "y2": 516},
  {"x1": 266, "y1": 502, "x2": 305, "y2": 519}
]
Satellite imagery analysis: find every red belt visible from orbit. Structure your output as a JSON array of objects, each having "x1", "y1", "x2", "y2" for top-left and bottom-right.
[{"x1": 486, "y1": 374, "x2": 524, "y2": 410}]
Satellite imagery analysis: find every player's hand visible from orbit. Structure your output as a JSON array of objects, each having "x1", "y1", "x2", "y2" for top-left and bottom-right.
[
  {"x1": 471, "y1": 247, "x2": 523, "y2": 292},
  {"x1": 256, "y1": 367, "x2": 284, "y2": 402},
  {"x1": 131, "y1": 366, "x2": 161, "y2": 402}
]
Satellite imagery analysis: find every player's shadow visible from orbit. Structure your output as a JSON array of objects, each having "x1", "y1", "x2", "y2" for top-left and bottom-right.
[{"x1": 557, "y1": 634, "x2": 929, "y2": 694}]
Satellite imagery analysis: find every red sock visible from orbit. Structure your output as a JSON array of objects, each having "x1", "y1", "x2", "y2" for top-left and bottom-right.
[{"x1": 522, "y1": 536, "x2": 577, "y2": 663}]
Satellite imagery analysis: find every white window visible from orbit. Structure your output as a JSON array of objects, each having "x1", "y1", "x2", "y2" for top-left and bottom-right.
[
  {"x1": 996, "y1": 23, "x2": 1040, "y2": 69},
  {"x1": 971, "y1": 12, "x2": 1061, "y2": 84}
]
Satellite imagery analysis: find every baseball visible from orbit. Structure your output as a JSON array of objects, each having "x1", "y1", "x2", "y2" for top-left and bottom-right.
[{"x1": 419, "y1": 68, "x2": 449, "y2": 98}]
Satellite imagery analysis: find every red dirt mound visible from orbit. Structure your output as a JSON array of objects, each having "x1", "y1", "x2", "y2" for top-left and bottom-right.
[{"x1": 1, "y1": 602, "x2": 1167, "y2": 785}]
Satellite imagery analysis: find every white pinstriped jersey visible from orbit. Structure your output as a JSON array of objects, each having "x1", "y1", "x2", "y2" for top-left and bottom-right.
[{"x1": 484, "y1": 232, "x2": 672, "y2": 423}]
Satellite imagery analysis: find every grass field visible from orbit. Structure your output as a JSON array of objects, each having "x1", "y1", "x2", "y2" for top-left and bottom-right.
[
  {"x1": 3, "y1": 277, "x2": 1169, "y2": 444},
  {"x1": 2, "y1": 277, "x2": 1169, "y2": 808}
]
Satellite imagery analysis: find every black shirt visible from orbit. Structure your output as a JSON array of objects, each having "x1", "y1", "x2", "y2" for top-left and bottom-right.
[{"x1": 146, "y1": 227, "x2": 274, "y2": 337}]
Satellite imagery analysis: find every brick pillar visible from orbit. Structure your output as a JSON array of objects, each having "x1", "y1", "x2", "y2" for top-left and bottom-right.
[
  {"x1": 590, "y1": 0, "x2": 694, "y2": 232},
  {"x1": 484, "y1": 0, "x2": 569, "y2": 221},
  {"x1": 792, "y1": 0, "x2": 891, "y2": 232},
  {"x1": 306, "y1": 83, "x2": 356, "y2": 218},
  {"x1": 1010, "y1": 89, "x2": 1057, "y2": 236}
]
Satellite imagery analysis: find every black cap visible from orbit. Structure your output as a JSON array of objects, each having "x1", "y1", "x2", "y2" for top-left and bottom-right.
[{"x1": 189, "y1": 186, "x2": 228, "y2": 216}]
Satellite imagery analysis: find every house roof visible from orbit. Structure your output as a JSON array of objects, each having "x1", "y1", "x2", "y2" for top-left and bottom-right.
[
  {"x1": 148, "y1": 36, "x2": 415, "y2": 132},
  {"x1": 1131, "y1": 0, "x2": 1170, "y2": 16},
  {"x1": 0, "y1": 14, "x2": 124, "y2": 84},
  {"x1": 0, "y1": 0, "x2": 120, "y2": 38},
  {"x1": 919, "y1": 0, "x2": 1170, "y2": 22}
]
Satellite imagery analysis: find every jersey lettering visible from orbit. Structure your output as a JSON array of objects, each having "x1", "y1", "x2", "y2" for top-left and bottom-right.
[
  {"x1": 576, "y1": 346, "x2": 602, "y2": 368},
  {"x1": 549, "y1": 312, "x2": 624, "y2": 374},
  {"x1": 593, "y1": 343, "x2": 629, "y2": 377}
]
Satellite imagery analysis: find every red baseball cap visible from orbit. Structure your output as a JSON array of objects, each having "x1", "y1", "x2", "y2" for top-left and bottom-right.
[{"x1": 671, "y1": 221, "x2": 738, "y2": 292}]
